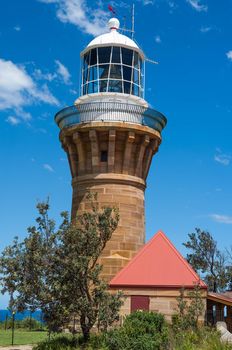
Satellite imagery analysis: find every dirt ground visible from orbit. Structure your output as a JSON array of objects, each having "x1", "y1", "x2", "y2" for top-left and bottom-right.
[{"x1": 0, "y1": 346, "x2": 33, "y2": 350}]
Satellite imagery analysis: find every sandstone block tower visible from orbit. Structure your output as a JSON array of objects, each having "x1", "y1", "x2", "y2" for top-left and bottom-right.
[{"x1": 55, "y1": 18, "x2": 167, "y2": 281}]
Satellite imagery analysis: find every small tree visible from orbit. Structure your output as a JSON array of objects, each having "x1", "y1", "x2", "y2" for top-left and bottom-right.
[
  {"x1": 0, "y1": 200, "x2": 65, "y2": 333},
  {"x1": 0, "y1": 194, "x2": 123, "y2": 340},
  {"x1": 226, "y1": 247, "x2": 232, "y2": 290},
  {"x1": 98, "y1": 292, "x2": 124, "y2": 332},
  {"x1": 0, "y1": 237, "x2": 24, "y2": 313},
  {"x1": 54, "y1": 194, "x2": 123, "y2": 340},
  {"x1": 187, "y1": 284, "x2": 205, "y2": 328},
  {"x1": 172, "y1": 284, "x2": 204, "y2": 331},
  {"x1": 183, "y1": 228, "x2": 230, "y2": 292}
]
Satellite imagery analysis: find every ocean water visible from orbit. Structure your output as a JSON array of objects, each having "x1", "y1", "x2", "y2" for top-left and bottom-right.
[{"x1": 0, "y1": 310, "x2": 43, "y2": 322}]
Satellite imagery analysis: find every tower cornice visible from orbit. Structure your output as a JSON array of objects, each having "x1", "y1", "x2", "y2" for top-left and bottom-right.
[{"x1": 72, "y1": 173, "x2": 146, "y2": 191}]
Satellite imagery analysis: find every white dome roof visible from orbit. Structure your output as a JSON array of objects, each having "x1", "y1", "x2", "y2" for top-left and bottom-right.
[{"x1": 81, "y1": 18, "x2": 144, "y2": 58}]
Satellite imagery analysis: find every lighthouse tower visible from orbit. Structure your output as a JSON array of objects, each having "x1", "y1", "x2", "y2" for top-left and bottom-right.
[{"x1": 55, "y1": 18, "x2": 167, "y2": 282}]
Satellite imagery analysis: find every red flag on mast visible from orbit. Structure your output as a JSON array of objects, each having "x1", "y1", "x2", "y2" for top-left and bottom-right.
[{"x1": 108, "y1": 4, "x2": 116, "y2": 14}]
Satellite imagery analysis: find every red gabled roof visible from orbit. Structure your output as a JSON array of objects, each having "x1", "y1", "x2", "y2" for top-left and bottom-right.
[{"x1": 110, "y1": 231, "x2": 207, "y2": 289}]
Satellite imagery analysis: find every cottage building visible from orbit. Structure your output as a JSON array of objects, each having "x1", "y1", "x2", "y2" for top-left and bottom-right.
[{"x1": 110, "y1": 230, "x2": 207, "y2": 322}]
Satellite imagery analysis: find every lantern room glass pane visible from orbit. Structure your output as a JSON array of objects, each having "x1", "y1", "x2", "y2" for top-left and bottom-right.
[
  {"x1": 98, "y1": 47, "x2": 111, "y2": 64},
  {"x1": 122, "y1": 48, "x2": 133, "y2": 66},
  {"x1": 100, "y1": 80, "x2": 108, "y2": 92},
  {"x1": 87, "y1": 81, "x2": 98, "y2": 94},
  {"x1": 99, "y1": 64, "x2": 109, "y2": 80},
  {"x1": 134, "y1": 52, "x2": 139, "y2": 69},
  {"x1": 108, "y1": 80, "x2": 123, "y2": 93},
  {"x1": 112, "y1": 47, "x2": 121, "y2": 63},
  {"x1": 133, "y1": 84, "x2": 139, "y2": 96},
  {"x1": 109, "y1": 64, "x2": 122, "y2": 80},
  {"x1": 123, "y1": 81, "x2": 131, "y2": 94},
  {"x1": 89, "y1": 66, "x2": 98, "y2": 82},
  {"x1": 83, "y1": 53, "x2": 90, "y2": 71},
  {"x1": 123, "y1": 65, "x2": 132, "y2": 81},
  {"x1": 133, "y1": 68, "x2": 139, "y2": 84},
  {"x1": 90, "y1": 48, "x2": 97, "y2": 66},
  {"x1": 82, "y1": 84, "x2": 87, "y2": 95},
  {"x1": 83, "y1": 69, "x2": 89, "y2": 84}
]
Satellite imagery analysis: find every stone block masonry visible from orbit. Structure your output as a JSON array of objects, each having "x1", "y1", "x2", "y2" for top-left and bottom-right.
[{"x1": 60, "y1": 121, "x2": 162, "y2": 282}]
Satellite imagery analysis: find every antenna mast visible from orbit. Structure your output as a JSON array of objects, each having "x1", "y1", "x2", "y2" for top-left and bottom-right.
[{"x1": 131, "y1": 4, "x2": 135, "y2": 40}]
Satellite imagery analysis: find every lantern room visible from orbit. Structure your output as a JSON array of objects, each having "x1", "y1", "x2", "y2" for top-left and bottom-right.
[{"x1": 80, "y1": 18, "x2": 145, "y2": 98}]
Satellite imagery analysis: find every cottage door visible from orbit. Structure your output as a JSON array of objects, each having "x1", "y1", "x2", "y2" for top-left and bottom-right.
[{"x1": 131, "y1": 296, "x2": 150, "y2": 312}]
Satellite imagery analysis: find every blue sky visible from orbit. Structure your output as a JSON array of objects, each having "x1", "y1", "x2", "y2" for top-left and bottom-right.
[{"x1": 0, "y1": 0, "x2": 232, "y2": 308}]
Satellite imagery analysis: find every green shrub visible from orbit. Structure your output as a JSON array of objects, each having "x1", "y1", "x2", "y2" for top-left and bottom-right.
[
  {"x1": 123, "y1": 311, "x2": 167, "y2": 337},
  {"x1": 172, "y1": 327, "x2": 232, "y2": 350},
  {"x1": 105, "y1": 311, "x2": 169, "y2": 350},
  {"x1": 33, "y1": 335, "x2": 78, "y2": 350},
  {"x1": 84, "y1": 334, "x2": 108, "y2": 350},
  {"x1": 21, "y1": 317, "x2": 43, "y2": 330},
  {"x1": 0, "y1": 316, "x2": 43, "y2": 330},
  {"x1": 33, "y1": 334, "x2": 108, "y2": 350}
]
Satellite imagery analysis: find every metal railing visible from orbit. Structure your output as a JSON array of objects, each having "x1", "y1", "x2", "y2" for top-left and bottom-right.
[{"x1": 55, "y1": 101, "x2": 167, "y2": 133}]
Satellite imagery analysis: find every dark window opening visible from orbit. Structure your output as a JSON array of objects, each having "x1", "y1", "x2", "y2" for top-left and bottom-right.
[{"x1": 101, "y1": 151, "x2": 108, "y2": 162}]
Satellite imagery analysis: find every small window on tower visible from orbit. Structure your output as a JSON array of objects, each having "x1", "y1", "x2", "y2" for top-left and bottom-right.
[{"x1": 101, "y1": 151, "x2": 108, "y2": 162}]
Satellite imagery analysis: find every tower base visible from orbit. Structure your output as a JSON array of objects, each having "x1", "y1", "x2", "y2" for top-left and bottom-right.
[{"x1": 72, "y1": 174, "x2": 145, "y2": 282}]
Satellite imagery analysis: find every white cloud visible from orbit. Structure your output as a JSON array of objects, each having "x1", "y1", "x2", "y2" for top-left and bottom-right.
[
  {"x1": 33, "y1": 68, "x2": 56, "y2": 82},
  {"x1": 186, "y1": 0, "x2": 208, "y2": 12},
  {"x1": 14, "y1": 26, "x2": 21, "y2": 32},
  {"x1": 70, "y1": 88, "x2": 78, "y2": 95},
  {"x1": 33, "y1": 60, "x2": 71, "y2": 85},
  {"x1": 168, "y1": 1, "x2": 176, "y2": 8},
  {"x1": 55, "y1": 60, "x2": 71, "y2": 84},
  {"x1": 215, "y1": 188, "x2": 222, "y2": 192},
  {"x1": 200, "y1": 26, "x2": 212, "y2": 33},
  {"x1": 43, "y1": 163, "x2": 54, "y2": 172},
  {"x1": 6, "y1": 116, "x2": 21, "y2": 125},
  {"x1": 226, "y1": 51, "x2": 232, "y2": 61},
  {"x1": 0, "y1": 58, "x2": 59, "y2": 122},
  {"x1": 39, "y1": 0, "x2": 109, "y2": 36},
  {"x1": 155, "y1": 35, "x2": 161, "y2": 43},
  {"x1": 141, "y1": 0, "x2": 154, "y2": 5},
  {"x1": 214, "y1": 149, "x2": 232, "y2": 166},
  {"x1": 209, "y1": 214, "x2": 232, "y2": 224},
  {"x1": 168, "y1": 1, "x2": 178, "y2": 12},
  {"x1": 33, "y1": 83, "x2": 59, "y2": 105}
]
